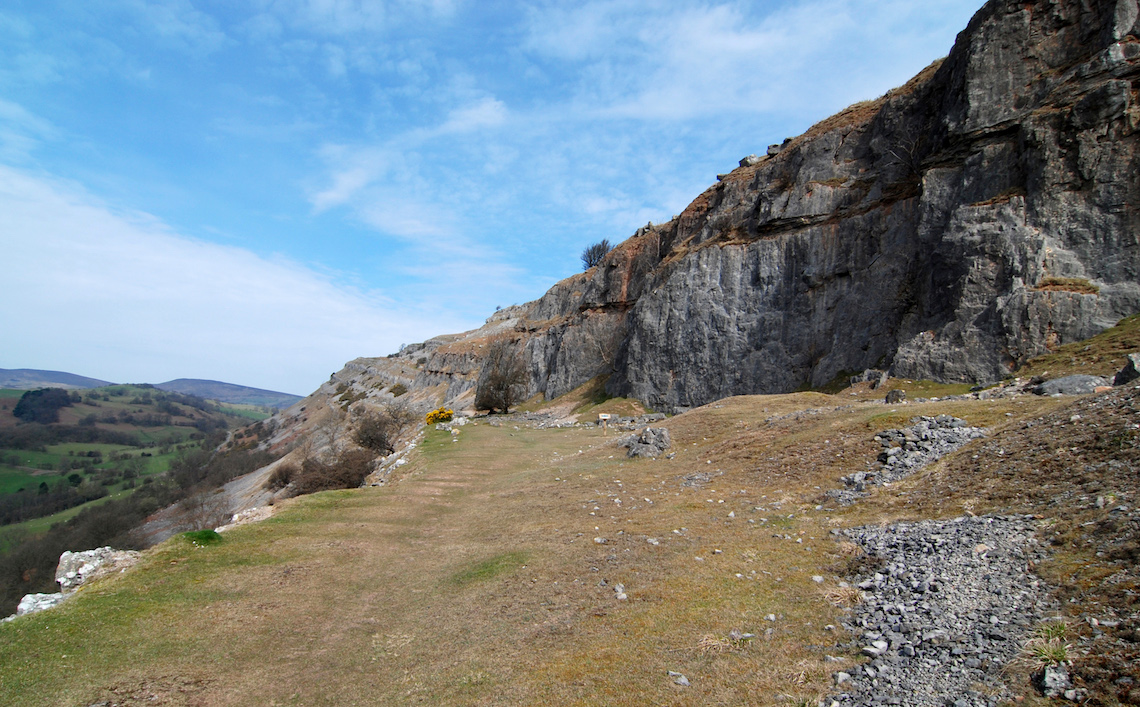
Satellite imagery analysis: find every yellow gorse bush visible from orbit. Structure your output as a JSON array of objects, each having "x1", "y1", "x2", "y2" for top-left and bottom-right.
[{"x1": 426, "y1": 407, "x2": 454, "y2": 424}]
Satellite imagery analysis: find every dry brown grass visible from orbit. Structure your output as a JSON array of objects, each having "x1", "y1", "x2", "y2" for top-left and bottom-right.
[
  {"x1": 822, "y1": 584, "x2": 863, "y2": 608},
  {"x1": 1034, "y1": 276, "x2": 1100, "y2": 295},
  {"x1": 5, "y1": 373, "x2": 1138, "y2": 705}
]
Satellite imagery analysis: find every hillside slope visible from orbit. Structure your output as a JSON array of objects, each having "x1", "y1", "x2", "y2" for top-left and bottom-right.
[
  {"x1": 154, "y1": 379, "x2": 301, "y2": 409},
  {"x1": 0, "y1": 369, "x2": 113, "y2": 390},
  {"x1": 2, "y1": 381, "x2": 1138, "y2": 704}
]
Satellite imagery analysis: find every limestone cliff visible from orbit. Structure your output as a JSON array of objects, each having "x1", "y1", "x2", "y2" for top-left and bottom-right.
[{"x1": 300, "y1": 0, "x2": 1140, "y2": 417}]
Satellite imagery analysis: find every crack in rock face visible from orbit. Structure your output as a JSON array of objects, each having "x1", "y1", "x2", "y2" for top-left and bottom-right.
[{"x1": 830, "y1": 516, "x2": 1055, "y2": 707}]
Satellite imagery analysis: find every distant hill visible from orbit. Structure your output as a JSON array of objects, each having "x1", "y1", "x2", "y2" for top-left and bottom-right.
[
  {"x1": 155, "y1": 379, "x2": 302, "y2": 409},
  {"x1": 0, "y1": 369, "x2": 113, "y2": 390}
]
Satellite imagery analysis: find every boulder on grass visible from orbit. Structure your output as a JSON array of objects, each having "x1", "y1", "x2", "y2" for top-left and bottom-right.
[
  {"x1": 1114, "y1": 353, "x2": 1140, "y2": 386},
  {"x1": 621, "y1": 427, "x2": 672, "y2": 459},
  {"x1": 1033, "y1": 375, "x2": 1109, "y2": 396}
]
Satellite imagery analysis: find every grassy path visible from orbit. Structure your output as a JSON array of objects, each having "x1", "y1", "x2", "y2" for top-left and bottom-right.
[{"x1": 0, "y1": 393, "x2": 1070, "y2": 705}]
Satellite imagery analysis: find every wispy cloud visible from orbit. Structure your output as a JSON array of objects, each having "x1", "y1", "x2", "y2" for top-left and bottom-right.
[
  {"x1": 105, "y1": 0, "x2": 228, "y2": 55},
  {"x1": 255, "y1": 0, "x2": 460, "y2": 36},
  {"x1": 439, "y1": 97, "x2": 508, "y2": 134},
  {"x1": 0, "y1": 165, "x2": 463, "y2": 393},
  {"x1": 523, "y1": 0, "x2": 978, "y2": 120},
  {"x1": 0, "y1": 99, "x2": 55, "y2": 161}
]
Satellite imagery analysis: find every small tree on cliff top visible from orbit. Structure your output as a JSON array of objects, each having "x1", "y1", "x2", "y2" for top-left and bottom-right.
[
  {"x1": 475, "y1": 340, "x2": 528, "y2": 414},
  {"x1": 581, "y1": 239, "x2": 612, "y2": 270}
]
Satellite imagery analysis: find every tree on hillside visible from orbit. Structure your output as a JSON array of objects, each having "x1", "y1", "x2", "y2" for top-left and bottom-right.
[
  {"x1": 581, "y1": 239, "x2": 612, "y2": 270},
  {"x1": 13, "y1": 388, "x2": 73, "y2": 424},
  {"x1": 354, "y1": 400, "x2": 418, "y2": 454},
  {"x1": 475, "y1": 340, "x2": 529, "y2": 414}
]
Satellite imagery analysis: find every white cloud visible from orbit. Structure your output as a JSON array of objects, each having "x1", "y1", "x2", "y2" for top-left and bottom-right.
[
  {"x1": 439, "y1": 98, "x2": 508, "y2": 134},
  {"x1": 524, "y1": 0, "x2": 982, "y2": 120},
  {"x1": 256, "y1": 0, "x2": 459, "y2": 36},
  {"x1": 111, "y1": 0, "x2": 228, "y2": 54},
  {"x1": 0, "y1": 165, "x2": 464, "y2": 394}
]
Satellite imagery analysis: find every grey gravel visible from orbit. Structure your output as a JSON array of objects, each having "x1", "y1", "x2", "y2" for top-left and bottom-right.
[
  {"x1": 829, "y1": 416, "x2": 985, "y2": 504},
  {"x1": 828, "y1": 515, "x2": 1055, "y2": 707}
]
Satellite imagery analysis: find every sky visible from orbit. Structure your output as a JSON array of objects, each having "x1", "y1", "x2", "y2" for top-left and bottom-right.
[{"x1": 0, "y1": 0, "x2": 985, "y2": 396}]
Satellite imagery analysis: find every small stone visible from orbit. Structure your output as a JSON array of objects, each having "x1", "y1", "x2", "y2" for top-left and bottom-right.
[
  {"x1": 1034, "y1": 664, "x2": 1072, "y2": 698},
  {"x1": 812, "y1": 575, "x2": 824, "y2": 583}
]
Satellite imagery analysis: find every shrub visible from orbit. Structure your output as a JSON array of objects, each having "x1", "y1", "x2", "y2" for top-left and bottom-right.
[
  {"x1": 388, "y1": 383, "x2": 408, "y2": 397},
  {"x1": 475, "y1": 340, "x2": 528, "y2": 414},
  {"x1": 354, "y1": 401, "x2": 418, "y2": 454},
  {"x1": 580, "y1": 239, "x2": 612, "y2": 270},
  {"x1": 13, "y1": 388, "x2": 72, "y2": 424},
  {"x1": 182, "y1": 529, "x2": 223, "y2": 546},
  {"x1": 293, "y1": 450, "x2": 374, "y2": 494},
  {"x1": 426, "y1": 407, "x2": 453, "y2": 424},
  {"x1": 264, "y1": 463, "x2": 297, "y2": 492}
]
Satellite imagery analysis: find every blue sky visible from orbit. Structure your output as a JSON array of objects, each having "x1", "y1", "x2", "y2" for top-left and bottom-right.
[{"x1": 0, "y1": 0, "x2": 984, "y2": 395}]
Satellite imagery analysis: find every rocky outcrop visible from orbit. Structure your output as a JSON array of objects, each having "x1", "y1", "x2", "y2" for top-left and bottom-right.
[
  {"x1": 295, "y1": 0, "x2": 1140, "y2": 419},
  {"x1": 5, "y1": 547, "x2": 140, "y2": 620}
]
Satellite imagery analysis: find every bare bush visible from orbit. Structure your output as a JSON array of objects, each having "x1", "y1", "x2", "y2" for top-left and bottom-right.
[
  {"x1": 475, "y1": 340, "x2": 529, "y2": 414},
  {"x1": 264, "y1": 463, "x2": 297, "y2": 492},
  {"x1": 354, "y1": 400, "x2": 418, "y2": 454},
  {"x1": 580, "y1": 239, "x2": 612, "y2": 270},
  {"x1": 293, "y1": 450, "x2": 374, "y2": 495},
  {"x1": 176, "y1": 490, "x2": 232, "y2": 532}
]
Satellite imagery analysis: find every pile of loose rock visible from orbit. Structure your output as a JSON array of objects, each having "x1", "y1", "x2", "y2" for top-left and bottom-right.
[
  {"x1": 830, "y1": 515, "x2": 1055, "y2": 707},
  {"x1": 831, "y1": 416, "x2": 985, "y2": 504},
  {"x1": 617, "y1": 426, "x2": 672, "y2": 458}
]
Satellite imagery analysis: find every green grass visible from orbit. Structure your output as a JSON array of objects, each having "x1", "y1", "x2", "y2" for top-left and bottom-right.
[
  {"x1": 181, "y1": 529, "x2": 223, "y2": 546},
  {"x1": 0, "y1": 467, "x2": 62, "y2": 494},
  {"x1": 0, "y1": 490, "x2": 131, "y2": 552},
  {"x1": 449, "y1": 551, "x2": 529, "y2": 587},
  {"x1": 216, "y1": 403, "x2": 271, "y2": 421},
  {"x1": 1016, "y1": 312, "x2": 1140, "y2": 380},
  {"x1": 0, "y1": 389, "x2": 25, "y2": 399}
]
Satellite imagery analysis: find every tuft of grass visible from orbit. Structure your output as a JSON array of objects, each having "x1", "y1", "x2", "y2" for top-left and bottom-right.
[
  {"x1": 1034, "y1": 277, "x2": 1099, "y2": 295},
  {"x1": 823, "y1": 585, "x2": 863, "y2": 608},
  {"x1": 1023, "y1": 637, "x2": 1071, "y2": 668},
  {"x1": 448, "y1": 551, "x2": 528, "y2": 587},
  {"x1": 181, "y1": 529, "x2": 223, "y2": 547},
  {"x1": 1034, "y1": 619, "x2": 1069, "y2": 641}
]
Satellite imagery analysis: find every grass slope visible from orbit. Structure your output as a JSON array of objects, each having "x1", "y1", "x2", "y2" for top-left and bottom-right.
[
  {"x1": 1, "y1": 318, "x2": 1137, "y2": 705},
  {"x1": 0, "y1": 389, "x2": 1090, "y2": 706}
]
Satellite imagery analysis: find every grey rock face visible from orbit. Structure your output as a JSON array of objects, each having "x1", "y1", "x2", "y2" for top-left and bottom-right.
[
  {"x1": 1033, "y1": 374, "x2": 1110, "y2": 395},
  {"x1": 56, "y1": 547, "x2": 140, "y2": 594},
  {"x1": 1114, "y1": 352, "x2": 1140, "y2": 385},
  {"x1": 589, "y1": 0, "x2": 1139, "y2": 410},
  {"x1": 14, "y1": 593, "x2": 65, "y2": 617},
  {"x1": 315, "y1": 0, "x2": 1140, "y2": 416}
]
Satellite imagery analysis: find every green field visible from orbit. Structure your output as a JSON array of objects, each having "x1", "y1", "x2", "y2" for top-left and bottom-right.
[
  {"x1": 216, "y1": 403, "x2": 272, "y2": 421},
  {"x1": 0, "y1": 384, "x2": 260, "y2": 532}
]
